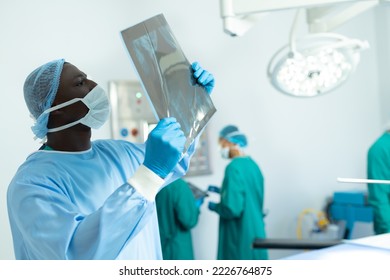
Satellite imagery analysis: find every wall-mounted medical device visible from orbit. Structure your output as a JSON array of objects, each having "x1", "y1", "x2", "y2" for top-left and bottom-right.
[
  {"x1": 109, "y1": 80, "x2": 155, "y2": 143},
  {"x1": 108, "y1": 80, "x2": 213, "y2": 176}
]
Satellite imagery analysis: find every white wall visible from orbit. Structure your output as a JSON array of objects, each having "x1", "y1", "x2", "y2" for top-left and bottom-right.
[
  {"x1": 376, "y1": 7, "x2": 390, "y2": 125},
  {"x1": 0, "y1": 0, "x2": 386, "y2": 260}
]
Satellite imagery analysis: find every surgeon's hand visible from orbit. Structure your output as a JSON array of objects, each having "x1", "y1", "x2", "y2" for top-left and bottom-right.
[
  {"x1": 195, "y1": 197, "x2": 204, "y2": 208},
  {"x1": 208, "y1": 201, "x2": 218, "y2": 212},
  {"x1": 208, "y1": 185, "x2": 221, "y2": 194},
  {"x1": 143, "y1": 117, "x2": 186, "y2": 179},
  {"x1": 192, "y1": 62, "x2": 215, "y2": 94}
]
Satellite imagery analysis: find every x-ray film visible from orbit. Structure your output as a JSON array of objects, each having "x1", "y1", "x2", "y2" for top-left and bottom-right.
[{"x1": 121, "y1": 14, "x2": 216, "y2": 153}]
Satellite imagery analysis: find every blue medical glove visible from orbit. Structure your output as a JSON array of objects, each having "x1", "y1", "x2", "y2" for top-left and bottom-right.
[
  {"x1": 195, "y1": 197, "x2": 204, "y2": 208},
  {"x1": 143, "y1": 117, "x2": 186, "y2": 178},
  {"x1": 208, "y1": 185, "x2": 221, "y2": 194},
  {"x1": 192, "y1": 62, "x2": 215, "y2": 94},
  {"x1": 208, "y1": 201, "x2": 218, "y2": 212}
]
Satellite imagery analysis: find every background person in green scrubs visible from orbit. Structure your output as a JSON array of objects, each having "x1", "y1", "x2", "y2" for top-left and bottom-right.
[
  {"x1": 156, "y1": 178, "x2": 204, "y2": 259},
  {"x1": 208, "y1": 125, "x2": 268, "y2": 260},
  {"x1": 367, "y1": 131, "x2": 390, "y2": 234}
]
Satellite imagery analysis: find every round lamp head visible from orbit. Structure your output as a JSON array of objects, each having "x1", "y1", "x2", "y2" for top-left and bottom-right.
[{"x1": 268, "y1": 33, "x2": 369, "y2": 97}]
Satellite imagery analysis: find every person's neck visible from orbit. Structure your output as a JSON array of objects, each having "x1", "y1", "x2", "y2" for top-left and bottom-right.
[{"x1": 46, "y1": 130, "x2": 92, "y2": 152}]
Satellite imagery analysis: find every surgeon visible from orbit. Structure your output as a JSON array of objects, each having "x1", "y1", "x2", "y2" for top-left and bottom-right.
[
  {"x1": 367, "y1": 130, "x2": 390, "y2": 234},
  {"x1": 208, "y1": 125, "x2": 268, "y2": 260},
  {"x1": 7, "y1": 59, "x2": 215, "y2": 260},
  {"x1": 155, "y1": 178, "x2": 203, "y2": 259}
]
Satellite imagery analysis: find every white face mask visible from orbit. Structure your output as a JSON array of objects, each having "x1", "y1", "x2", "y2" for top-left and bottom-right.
[
  {"x1": 220, "y1": 146, "x2": 230, "y2": 159},
  {"x1": 43, "y1": 85, "x2": 110, "y2": 133}
]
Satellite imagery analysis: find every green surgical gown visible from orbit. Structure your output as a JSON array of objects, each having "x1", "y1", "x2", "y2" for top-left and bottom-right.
[
  {"x1": 214, "y1": 156, "x2": 268, "y2": 260},
  {"x1": 367, "y1": 132, "x2": 390, "y2": 234},
  {"x1": 156, "y1": 178, "x2": 200, "y2": 259}
]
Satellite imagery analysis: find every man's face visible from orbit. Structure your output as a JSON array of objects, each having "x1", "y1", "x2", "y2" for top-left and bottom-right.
[
  {"x1": 49, "y1": 63, "x2": 97, "y2": 128},
  {"x1": 219, "y1": 138, "x2": 233, "y2": 149}
]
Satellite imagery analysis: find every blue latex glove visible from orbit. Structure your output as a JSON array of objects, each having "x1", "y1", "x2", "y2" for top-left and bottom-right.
[
  {"x1": 208, "y1": 185, "x2": 221, "y2": 194},
  {"x1": 195, "y1": 197, "x2": 204, "y2": 208},
  {"x1": 208, "y1": 201, "x2": 218, "y2": 212},
  {"x1": 143, "y1": 117, "x2": 186, "y2": 178},
  {"x1": 191, "y1": 62, "x2": 215, "y2": 94}
]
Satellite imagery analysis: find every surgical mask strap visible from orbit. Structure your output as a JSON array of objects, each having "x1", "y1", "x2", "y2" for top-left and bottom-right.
[
  {"x1": 43, "y1": 98, "x2": 83, "y2": 114},
  {"x1": 45, "y1": 85, "x2": 110, "y2": 134},
  {"x1": 42, "y1": 97, "x2": 85, "y2": 134},
  {"x1": 47, "y1": 119, "x2": 83, "y2": 133}
]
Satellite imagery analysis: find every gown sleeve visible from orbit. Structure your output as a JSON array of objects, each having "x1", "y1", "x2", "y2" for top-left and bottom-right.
[
  {"x1": 174, "y1": 180, "x2": 199, "y2": 230},
  {"x1": 8, "y1": 179, "x2": 155, "y2": 260},
  {"x1": 214, "y1": 163, "x2": 245, "y2": 219},
  {"x1": 7, "y1": 141, "x2": 158, "y2": 260},
  {"x1": 8, "y1": 134, "x2": 201, "y2": 260}
]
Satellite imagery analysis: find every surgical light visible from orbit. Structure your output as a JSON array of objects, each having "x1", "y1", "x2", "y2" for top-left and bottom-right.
[
  {"x1": 267, "y1": 8, "x2": 369, "y2": 97},
  {"x1": 218, "y1": 1, "x2": 375, "y2": 97},
  {"x1": 268, "y1": 32, "x2": 369, "y2": 97}
]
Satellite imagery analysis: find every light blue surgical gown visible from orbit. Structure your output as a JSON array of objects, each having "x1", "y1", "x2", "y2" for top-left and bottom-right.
[{"x1": 7, "y1": 139, "x2": 195, "y2": 260}]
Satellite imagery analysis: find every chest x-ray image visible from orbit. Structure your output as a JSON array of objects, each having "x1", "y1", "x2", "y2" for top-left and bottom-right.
[{"x1": 121, "y1": 14, "x2": 216, "y2": 153}]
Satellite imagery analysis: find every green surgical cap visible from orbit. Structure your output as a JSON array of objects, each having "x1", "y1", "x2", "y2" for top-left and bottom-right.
[{"x1": 219, "y1": 125, "x2": 248, "y2": 147}]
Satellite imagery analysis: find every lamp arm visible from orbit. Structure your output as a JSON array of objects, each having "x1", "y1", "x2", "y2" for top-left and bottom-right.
[{"x1": 289, "y1": 8, "x2": 305, "y2": 54}]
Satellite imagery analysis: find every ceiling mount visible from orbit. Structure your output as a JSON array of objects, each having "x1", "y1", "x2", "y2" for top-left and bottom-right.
[{"x1": 219, "y1": 0, "x2": 384, "y2": 37}]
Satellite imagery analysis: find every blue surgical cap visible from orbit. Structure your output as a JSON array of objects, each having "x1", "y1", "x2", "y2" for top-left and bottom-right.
[
  {"x1": 24, "y1": 59, "x2": 65, "y2": 139},
  {"x1": 219, "y1": 125, "x2": 248, "y2": 147}
]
